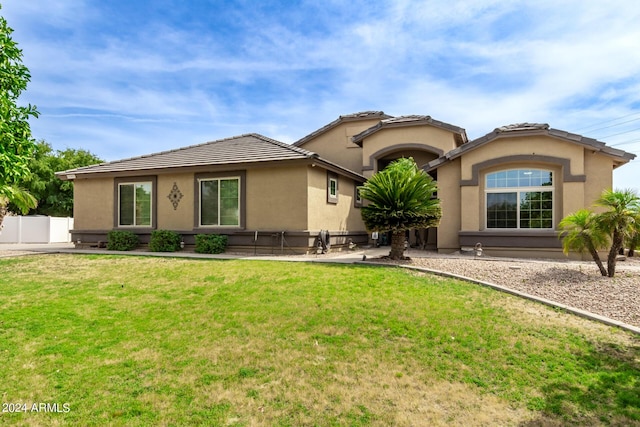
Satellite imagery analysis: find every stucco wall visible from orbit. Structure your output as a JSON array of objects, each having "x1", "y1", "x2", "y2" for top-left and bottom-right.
[
  {"x1": 245, "y1": 166, "x2": 308, "y2": 230},
  {"x1": 362, "y1": 126, "x2": 459, "y2": 174},
  {"x1": 307, "y1": 166, "x2": 366, "y2": 233},
  {"x1": 73, "y1": 177, "x2": 113, "y2": 230},
  {"x1": 584, "y1": 152, "x2": 614, "y2": 208},
  {"x1": 297, "y1": 119, "x2": 380, "y2": 173},
  {"x1": 436, "y1": 159, "x2": 462, "y2": 251},
  {"x1": 157, "y1": 173, "x2": 195, "y2": 231},
  {"x1": 460, "y1": 136, "x2": 585, "y2": 181}
]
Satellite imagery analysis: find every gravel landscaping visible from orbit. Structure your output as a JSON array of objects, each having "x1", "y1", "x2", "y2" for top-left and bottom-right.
[{"x1": 391, "y1": 253, "x2": 640, "y2": 329}]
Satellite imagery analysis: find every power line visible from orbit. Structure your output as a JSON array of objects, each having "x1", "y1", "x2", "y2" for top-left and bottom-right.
[
  {"x1": 581, "y1": 117, "x2": 640, "y2": 134},
  {"x1": 574, "y1": 111, "x2": 640, "y2": 133},
  {"x1": 610, "y1": 139, "x2": 640, "y2": 147},
  {"x1": 597, "y1": 127, "x2": 640, "y2": 139}
]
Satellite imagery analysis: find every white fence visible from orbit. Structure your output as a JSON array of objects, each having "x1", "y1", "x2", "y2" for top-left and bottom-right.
[{"x1": 0, "y1": 216, "x2": 74, "y2": 244}]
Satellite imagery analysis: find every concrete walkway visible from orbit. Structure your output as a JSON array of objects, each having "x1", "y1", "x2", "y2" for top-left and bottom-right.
[{"x1": 1, "y1": 242, "x2": 638, "y2": 335}]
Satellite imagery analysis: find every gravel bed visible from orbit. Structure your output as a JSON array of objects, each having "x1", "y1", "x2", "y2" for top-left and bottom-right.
[{"x1": 395, "y1": 255, "x2": 640, "y2": 329}]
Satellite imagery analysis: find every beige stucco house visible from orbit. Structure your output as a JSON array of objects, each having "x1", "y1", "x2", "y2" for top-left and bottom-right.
[{"x1": 58, "y1": 111, "x2": 635, "y2": 257}]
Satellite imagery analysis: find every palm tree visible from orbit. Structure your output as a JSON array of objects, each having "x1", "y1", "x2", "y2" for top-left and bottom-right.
[
  {"x1": 558, "y1": 209, "x2": 609, "y2": 276},
  {"x1": 360, "y1": 157, "x2": 441, "y2": 260},
  {"x1": 594, "y1": 189, "x2": 640, "y2": 277}
]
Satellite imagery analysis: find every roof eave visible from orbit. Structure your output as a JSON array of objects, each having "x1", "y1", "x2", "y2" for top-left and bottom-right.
[{"x1": 294, "y1": 111, "x2": 391, "y2": 147}]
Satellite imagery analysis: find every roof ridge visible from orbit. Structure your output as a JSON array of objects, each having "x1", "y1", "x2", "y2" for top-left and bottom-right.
[
  {"x1": 294, "y1": 111, "x2": 392, "y2": 146},
  {"x1": 249, "y1": 133, "x2": 317, "y2": 157}
]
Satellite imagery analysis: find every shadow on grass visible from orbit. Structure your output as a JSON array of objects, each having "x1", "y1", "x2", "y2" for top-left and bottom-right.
[{"x1": 522, "y1": 340, "x2": 640, "y2": 426}]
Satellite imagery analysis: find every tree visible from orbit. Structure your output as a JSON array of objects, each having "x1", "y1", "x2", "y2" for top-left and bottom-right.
[
  {"x1": 559, "y1": 189, "x2": 640, "y2": 277},
  {"x1": 594, "y1": 189, "x2": 640, "y2": 277},
  {"x1": 558, "y1": 209, "x2": 609, "y2": 276},
  {"x1": 8, "y1": 141, "x2": 103, "y2": 217},
  {"x1": 0, "y1": 6, "x2": 39, "y2": 227},
  {"x1": 360, "y1": 157, "x2": 441, "y2": 260}
]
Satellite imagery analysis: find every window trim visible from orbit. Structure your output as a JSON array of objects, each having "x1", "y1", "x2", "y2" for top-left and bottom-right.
[
  {"x1": 194, "y1": 171, "x2": 246, "y2": 229},
  {"x1": 354, "y1": 185, "x2": 363, "y2": 208},
  {"x1": 485, "y1": 169, "x2": 554, "y2": 230},
  {"x1": 113, "y1": 176, "x2": 157, "y2": 229},
  {"x1": 327, "y1": 172, "x2": 338, "y2": 204}
]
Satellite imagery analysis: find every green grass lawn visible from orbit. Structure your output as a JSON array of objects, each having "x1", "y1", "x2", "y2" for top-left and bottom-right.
[{"x1": 1, "y1": 254, "x2": 639, "y2": 426}]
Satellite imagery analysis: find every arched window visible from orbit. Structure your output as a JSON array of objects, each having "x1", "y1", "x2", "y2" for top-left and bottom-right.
[{"x1": 485, "y1": 169, "x2": 553, "y2": 229}]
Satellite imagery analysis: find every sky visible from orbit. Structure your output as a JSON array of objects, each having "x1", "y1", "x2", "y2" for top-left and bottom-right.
[{"x1": 2, "y1": 0, "x2": 639, "y2": 190}]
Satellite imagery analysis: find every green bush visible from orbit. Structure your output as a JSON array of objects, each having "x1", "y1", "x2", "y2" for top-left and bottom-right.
[
  {"x1": 106, "y1": 230, "x2": 139, "y2": 251},
  {"x1": 195, "y1": 234, "x2": 228, "y2": 254},
  {"x1": 149, "y1": 230, "x2": 182, "y2": 252}
]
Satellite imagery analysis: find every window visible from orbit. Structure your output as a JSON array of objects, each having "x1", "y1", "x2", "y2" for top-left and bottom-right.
[
  {"x1": 354, "y1": 185, "x2": 363, "y2": 207},
  {"x1": 485, "y1": 169, "x2": 553, "y2": 229},
  {"x1": 118, "y1": 182, "x2": 152, "y2": 227},
  {"x1": 327, "y1": 172, "x2": 338, "y2": 204},
  {"x1": 199, "y1": 177, "x2": 240, "y2": 226}
]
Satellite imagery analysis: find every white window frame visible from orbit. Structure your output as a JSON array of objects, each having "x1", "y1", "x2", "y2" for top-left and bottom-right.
[
  {"x1": 485, "y1": 169, "x2": 554, "y2": 230},
  {"x1": 327, "y1": 172, "x2": 339, "y2": 204},
  {"x1": 198, "y1": 176, "x2": 241, "y2": 227},
  {"x1": 354, "y1": 185, "x2": 363, "y2": 207},
  {"x1": 118, "y1": 181, "x2": 153, "y2": 227}
]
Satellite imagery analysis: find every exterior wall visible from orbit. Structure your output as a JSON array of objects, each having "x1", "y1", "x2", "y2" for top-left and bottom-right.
[
  {"x1": 362, "y1": 126, "x2": 458, "y2": 176},
  {"x1": 245, "y1": 166, "x2": 308, "y2": 231},
  {"x1": 436, "y1": 159, "x2": 462, "y2": 252},
  {"x1": 452, "y1": 135, "x2": 609, "y2": 254},
  {"x1": 73, "y1": 177, "x2": 113, "y2": 230},
  {"x1": 297, "y1": 119, "x2": 381, "y2": 173},
  {"x1": 306, "y1": 165, "x2": 366, "y2": 233},
  {"x1": 584, "y1": 152, "x2": 614, "y2": 208},
  {"x1": 157, "y1": 173, "x2": 195, "y2": 231},
  {"x1": 459, "y1": 136, "x2": 585, "y2": 182}
]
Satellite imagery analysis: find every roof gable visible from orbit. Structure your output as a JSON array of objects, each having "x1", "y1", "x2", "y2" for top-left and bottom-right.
[
  {"x1": 294, "y1": 111, "x2": 392, "y2": 147},
  {"x1": 427, "y1": 123, "x2": 636, "y2": 170},
  {"x1": 351, "y1": 115, "x2": 468, "y2": 146}
]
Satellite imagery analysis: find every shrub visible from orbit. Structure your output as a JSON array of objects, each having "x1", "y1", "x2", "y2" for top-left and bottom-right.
[
  {"x1": 149, "y1": 230, "x2": 182, "y2": 252},
  {"x1": 106, "y1": 230, "x2": 139, "y2": 251},
  {"x1": 195, "y1": 234, "x2": 228, "y2": 254}
]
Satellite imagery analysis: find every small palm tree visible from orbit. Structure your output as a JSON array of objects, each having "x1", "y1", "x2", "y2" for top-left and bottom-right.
[
  {"x1": 360, "y1": 157, "x2": 441, "y2": 260},
  {"x1": 594, "y1": 189, "x2": 640, "y2": 277},
  {"x1": 558, "y1": 209, "x2": 609, "y2": 276}
]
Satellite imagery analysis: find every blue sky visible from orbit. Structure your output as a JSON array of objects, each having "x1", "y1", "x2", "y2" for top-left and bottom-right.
[{"x1": 3, "y1": 0, "x2": 639, "y2": 190}]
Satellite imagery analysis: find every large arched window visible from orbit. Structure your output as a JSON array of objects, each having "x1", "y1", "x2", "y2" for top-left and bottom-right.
[{"x1": 485, "y1": 169, "x2": 553, "y2": 229}]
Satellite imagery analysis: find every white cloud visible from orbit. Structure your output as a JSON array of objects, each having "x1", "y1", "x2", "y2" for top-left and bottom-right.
[{"x1": 3, "y1": 0, "x2": 639, "y2": 189}]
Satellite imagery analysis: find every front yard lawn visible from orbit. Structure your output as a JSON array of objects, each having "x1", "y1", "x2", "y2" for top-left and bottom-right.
[{"x1": 1, "y1": 254, "x2": 639, "y2": 426}]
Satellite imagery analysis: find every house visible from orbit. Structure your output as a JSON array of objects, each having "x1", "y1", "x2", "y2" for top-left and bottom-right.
[{"x1": 57, "y1": 112, "x2": 636, "y2": 258}]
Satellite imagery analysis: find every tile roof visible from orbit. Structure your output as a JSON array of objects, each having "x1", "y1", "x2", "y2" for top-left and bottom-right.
[
  {"x1": 351, "y1": 115, "x2": 468, "y2": 146},
  {"x1": 56, "y1": 134, "x2": 363, "y2": 180},
  {"x1": 427, "y1": 123, "x2": 637, "y2": 170},
  {"x1": 294, "y1": 111, "x2": 392, "y2": 146}
]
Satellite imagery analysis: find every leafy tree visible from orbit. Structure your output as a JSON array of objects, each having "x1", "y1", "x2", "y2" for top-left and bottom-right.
[
  {"x1": 360, "y1": 157, "x2": 441, "y2": 260},
  {"x1": 558, "y1": 209, "x2": 609, "y2": 276},
  {"x1": 559, "y1": 189, "x2": 640, "y2": 277},
  {"x1": 594, "y1": 189, "x2": 640, "y2": 277},
  {"x1": 8, "y1": 141, "x2": 103, "y2": 216},
  {"x1": 0, "y1": 6, "x2": 39, "y2": 226}
]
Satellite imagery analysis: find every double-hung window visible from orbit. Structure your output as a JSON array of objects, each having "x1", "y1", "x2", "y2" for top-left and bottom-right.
[
  {"x1": 485, "y1": 169, "x2": 553, "y2": 229},
  {"x1": 118, "y1": 182, "x2": 152, "y2": 227},
  {"x1": 199, "y1": 177, "x2": 240, "y2": 226}
]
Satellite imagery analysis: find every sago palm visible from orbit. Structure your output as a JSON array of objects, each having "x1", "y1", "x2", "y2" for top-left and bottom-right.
[
  {"x1": 558, "y1": 209, "x2": 609, "y2": 276},
  {"x1": 360, "y1": 157, "x2": 441, "y2": 260},
  {"x1": 594, "y1": 189, "x2": 640, "y2": 277}
]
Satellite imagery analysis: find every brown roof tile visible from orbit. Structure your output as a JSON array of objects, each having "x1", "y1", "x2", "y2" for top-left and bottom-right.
[
  {"x1": 57, "y1": 133, "x2": 352, "y2": 179},
  {"x1": 294, "y1": 111, "x2": 392, "y2": 147},
  {"x1": 351, "y1": 115, "x2": 468, "y2": 146}
]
